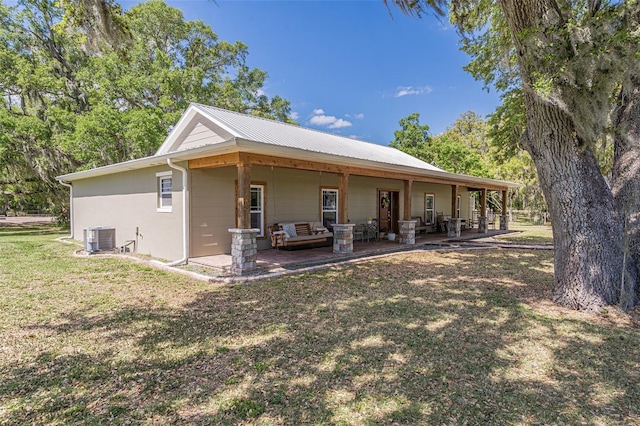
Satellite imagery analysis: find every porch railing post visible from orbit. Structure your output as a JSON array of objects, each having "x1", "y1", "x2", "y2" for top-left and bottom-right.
[
  {"x1": 478, "y1": 216, "x2": 488, "y2": 233},
  {"x1": 228, "y1": 228, "x2": 259, "y2": 275},
  {"x1": 398, "y1": 220, "x2": 416, "y2": 245},
  {"x1": 332, "y1": 223, "x2": 354, "y2": 254},
  {"x1": 447, "y1": 218, "x2": 461, "y2": 238}
]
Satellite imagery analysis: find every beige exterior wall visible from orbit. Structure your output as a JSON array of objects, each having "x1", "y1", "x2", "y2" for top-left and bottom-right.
[
  {"x1": 189, "y1": 167, "x2": 236, "y2": 257},
  {"x1": 73, "y1": 164, "x2": 480, "y2": 260},
  {"x1": 411, "y1": 182, "x2": 451, "y2": 219},
  {"x1": 189, "y1": 166, "x2": 341, "y2": 255},
  {"x1": 253, "y1": 166, "x2": 338, "y2": 225},
  {"x1": 411, "y1": 183, "x2": 471, "y2": 221},
  {"x1": 348, "y1": 176, "x2": 403, "y2": 223},
  {"x1": 72, "y1": 164, "x2": 185, "y2": 261},
  {"x1": 188, "y1": 168, "x2": 477, "y2": 256}
]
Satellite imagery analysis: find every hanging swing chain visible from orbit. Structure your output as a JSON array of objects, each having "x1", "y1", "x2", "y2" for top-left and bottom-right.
[
  {"x1": 271, "y1": 167, "x2": 325, "y2": 228},
  {"x1": 271, "y1": 166, "x2": 276, "y2": 224},
  {"x1": 314, "y1": 171, "x2": 322, "y2": 227}
]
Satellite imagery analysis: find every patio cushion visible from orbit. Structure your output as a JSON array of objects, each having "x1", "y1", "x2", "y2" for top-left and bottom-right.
[
  {"x1": 283, "y1": 234, "x2": 327, "y2": 243},
  {"x1": 281, "y1": 223, "x2": 297, "y2": 238}
]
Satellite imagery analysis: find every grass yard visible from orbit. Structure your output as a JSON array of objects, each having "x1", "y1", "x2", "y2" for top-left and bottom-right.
[
  {"x1": 494, "y1": 222, "x2": 554, "y2": 245},
  {"x1": 1, "y1": 225, "x2": 639, "y2": 425}
]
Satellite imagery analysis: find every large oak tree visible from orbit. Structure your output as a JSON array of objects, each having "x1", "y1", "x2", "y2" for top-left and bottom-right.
[
  {"x1": 387, "y1": 0, "x2": 640, "y2": 311},
  {"x1": 0, "y1": 0, "x2": 293, "y2": 215}
]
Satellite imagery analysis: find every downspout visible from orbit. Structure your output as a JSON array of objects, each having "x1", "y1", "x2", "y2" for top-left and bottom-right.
[
  {"x1": 165, "y1": 158, "x2": 188, "y2": 266},
  {"x1": 57, "y1": 179, "x2": 73, "y2": 240}
]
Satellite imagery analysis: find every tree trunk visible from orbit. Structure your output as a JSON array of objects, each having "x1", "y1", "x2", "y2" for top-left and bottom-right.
[
  {"x1": 612, "y1": 74, "x2": 640, "y2": 308},
  {"x1": 501, "y1": 0, "x2": 625, "y2": 311},
  {"x1": 520, "y1": 94, "x2": 623, "y2": 311}
]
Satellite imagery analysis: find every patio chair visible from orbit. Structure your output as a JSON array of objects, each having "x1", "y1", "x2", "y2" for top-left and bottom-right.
[
  {"x1": 436, "y1": 212, "x2": 446, "y2": 233},
  {"x1": 364, "y1": 220, "x2": 378, "y2": 241},
  {"x1": 353, "y1": 223, "x2": 365, "y2": 242},
  {"x1": 487, "y1": 213, "x2": 496, "y2": 229},
  {"x1": 412, "y1": 216, "x2": 429, "y2": 234}
]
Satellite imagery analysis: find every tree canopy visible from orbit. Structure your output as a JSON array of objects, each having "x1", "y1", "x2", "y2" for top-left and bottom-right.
[
  {"x1": 391, "y1": 110, "x2": 546, "y2": 214},
  {"x1": 0, "y1": 0, "x2": 293, "y2": 216},
  {"x1": 387, "y1": 0, "x2": 640, "y2": 311},
  {"x1": 390, "y1": 111, "x2": 490, "y2": 177}
]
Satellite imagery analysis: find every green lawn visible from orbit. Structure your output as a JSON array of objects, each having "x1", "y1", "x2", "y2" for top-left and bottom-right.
[
  {"x1": 495, "y1": 222, "x2": 554, "y2": 245},
  {"x1": 1, "y1": 225, "x2": 638, "y2": 425}
]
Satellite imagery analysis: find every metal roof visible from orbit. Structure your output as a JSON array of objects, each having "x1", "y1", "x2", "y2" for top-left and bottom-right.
[
  {"x1": 58, "y1": 103, "x2": 520, "y2": 189},
  {"x1": 190, "y1": 103, "x2": 445, "y2": 173}
]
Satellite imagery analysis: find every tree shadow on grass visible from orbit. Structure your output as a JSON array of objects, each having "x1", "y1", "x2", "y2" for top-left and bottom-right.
[{"x1": 1, "y1": 249, "x2": 639, "y2": 424}]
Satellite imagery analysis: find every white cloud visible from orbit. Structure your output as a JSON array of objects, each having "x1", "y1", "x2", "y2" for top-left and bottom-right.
[
  {"x1": 309, "y1": 115, "x2": 338, "y2": 126},
  {"x1": 290, "y1": 111, "x2": 299, "y2": 120},
  {"x1": 394, "y1": 86, "x2": 433, "y2": 97},
  {"x1": 308, "y1": 109, "x2": 353, "y2": 130},
  {"x1": 346, "y1": 113, "x2": 365, "y2": 119},
  {"x1": 328, "y1": 119, "x2": 352, "y2": 129}
]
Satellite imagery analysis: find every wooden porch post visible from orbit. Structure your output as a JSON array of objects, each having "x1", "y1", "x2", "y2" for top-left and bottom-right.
[
  {"x1": 338, "y1": 172, "x2": 349, "y2": 224},
  {"x1": 499, "y1": 189, "x2": 509, "y2": 231},
  {"x1": 451, "y1": 185, "x2": 459, "y2": 218},
  {"x1": 404, "y1": 179, "x2": 413, "y2": 220},
  {"x1": 502, "y1": 190, "x2": 508, "y2": 214},
  {"x1": 477, "y1": 188, "x2": 489, "y2": 233},
  {"x1": 237, "y1": 162, "x2": 251, "y2": 228}
]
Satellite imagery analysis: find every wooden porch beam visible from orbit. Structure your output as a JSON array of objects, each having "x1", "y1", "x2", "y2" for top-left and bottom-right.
[
  {"x1": 189, "y1": 152, "x2": 240, "y2": 169},
  {"x1": 189, "y1": 152, "x2": 510, "y2": 191},
  {"x1": 338, "y1": 173, "x2": 349, "y2": 224},
  {"x1": 480, "y1": 188, "x2": 487, "y2": 216},
  {"x1": 236, "y1": 162, "x2": 251, "y2": 229},
  {"x1": 404, "y1": 179, "x2": 412, "y2": 220}
]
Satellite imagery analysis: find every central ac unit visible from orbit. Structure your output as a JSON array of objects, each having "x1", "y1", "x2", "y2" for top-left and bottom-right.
[{"x1": 84, "y1": 227, "x2": 116, "y2": 253}]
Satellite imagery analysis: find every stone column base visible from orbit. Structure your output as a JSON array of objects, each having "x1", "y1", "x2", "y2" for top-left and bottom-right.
[
  {"x1": 228, "y1": 228, "x2": 259, "y2": 275},
  {"x1": 398, "y1": 220, "x2": 416, "y2": 245},
  {"x1": 500, "y1": 215, "x2": 509, "y2": 231},
  {"x1": 332, "y1": 224, "x2": 355, "y2": 254},
  {"x1": 447, "y1": 218, "x2": 461, "y2": 238},
  {"x1": 478, "y1": 216, "x2": 488, "y2": 234}
]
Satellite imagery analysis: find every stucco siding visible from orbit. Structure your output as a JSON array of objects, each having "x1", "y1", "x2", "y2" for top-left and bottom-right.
[
  {"x1": 412, "y1": 182, "x2": 456, "y2": 218},
  {"x1": 189, "y1": 167, "x2": 236, "y2": 257},
  {"x1": 348, "y1": 176, "x2": 400, "y2": 223},
  {"x1": 187, "y1": 167, "x2": 480, "y2": 256},
  {"x1": 72, "y1": 165, "x2": 184, "y2": 261}
]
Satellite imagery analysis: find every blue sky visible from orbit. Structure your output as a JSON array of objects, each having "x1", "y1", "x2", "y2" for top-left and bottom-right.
[{"x1": 140, "y1": 1, "x2": 502, "y2": 145}]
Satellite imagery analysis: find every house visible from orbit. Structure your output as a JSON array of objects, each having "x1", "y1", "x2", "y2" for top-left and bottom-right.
[{"x1": 56, "y1": 103, "x2": 519, "y2": 273}]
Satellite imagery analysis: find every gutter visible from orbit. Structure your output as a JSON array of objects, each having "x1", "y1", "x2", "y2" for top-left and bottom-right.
[
  {"x1": 164, "y1": 158, "x2": 188, "y2": 267},
  {"x1": 56, "y1": 179, "x2": 73, "y2": 240}
]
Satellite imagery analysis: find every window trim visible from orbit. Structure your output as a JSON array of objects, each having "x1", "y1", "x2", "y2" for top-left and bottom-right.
[
  {"x1": 321, "y1": 187, "x2": 338, "y2": 228},
  {"x1": 234, "y1": 181, "x2": 267, "y2": 239},
  {"x1": 424, "y1": 193, "x2": 435, "y2": 225},
  {"x1": 250, "y1": 183, "x2": 265, "y2": 238},
  {"x1": 156, "y1": 171, "x2": 172, "y2": 213}
]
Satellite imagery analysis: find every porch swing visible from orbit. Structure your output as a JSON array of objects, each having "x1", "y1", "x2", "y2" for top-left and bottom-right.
[{"x1": 267, "y1": 168, "x2": 333, "y2": 249}]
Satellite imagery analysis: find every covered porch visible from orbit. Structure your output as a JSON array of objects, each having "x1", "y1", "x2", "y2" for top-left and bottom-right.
[
  {"x1": 187, "y1": 151, "x2": 517, "y2": 275},
  {"x1": 188, "y1": 226, "x2": 514, "y2": 279}
]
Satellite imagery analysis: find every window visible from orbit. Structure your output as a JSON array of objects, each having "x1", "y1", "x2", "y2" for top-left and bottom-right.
[
  {"x1": 250, "y1": 184, "x2": 264, "y2": 237},
  {"x1": 157, "y1": 171, "x2": 172, "y2": 212},
  {"x1": 456, "y1": 195, "x2": 461, "y2": 219},
  {"x1": 424, "y1": 193, "x2": 435, "y2": 224},
  {"x1": 321, "y1": 188, "x2": 338, "y2": 229}
]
